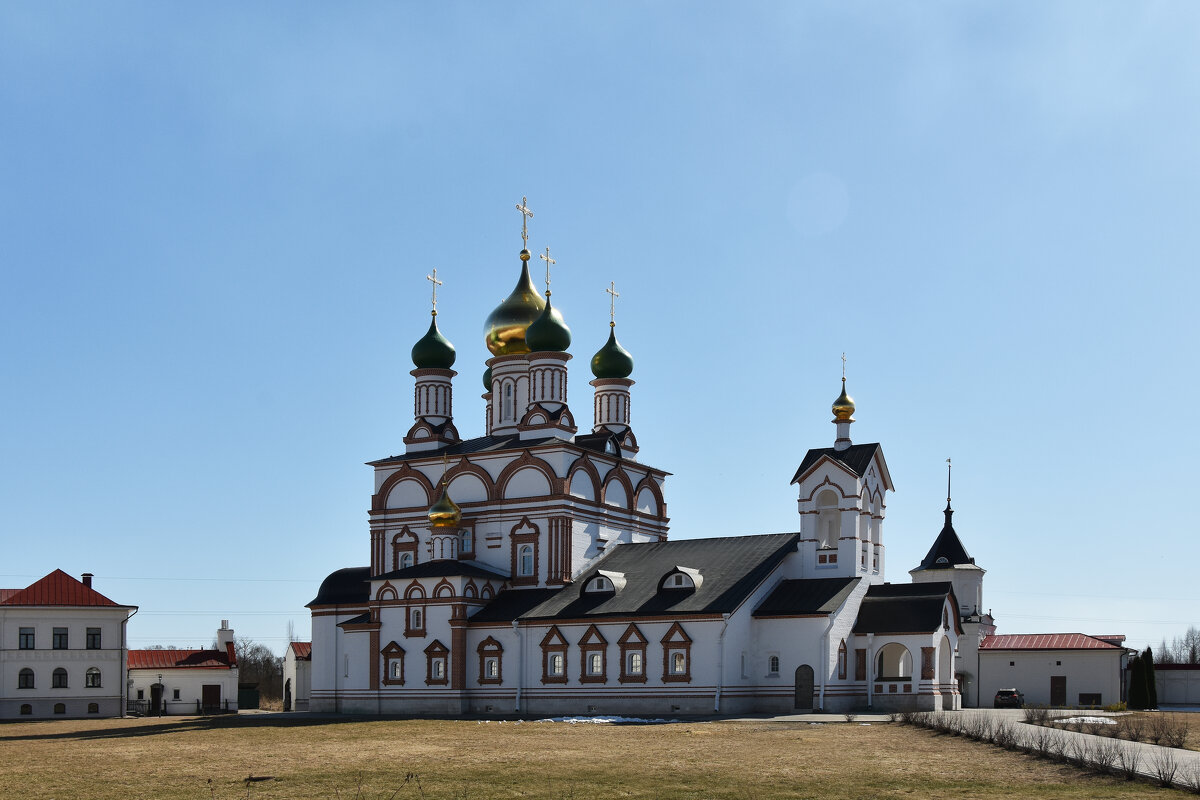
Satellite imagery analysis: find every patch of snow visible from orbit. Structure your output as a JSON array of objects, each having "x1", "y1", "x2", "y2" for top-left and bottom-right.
[
  {"x1": 537, "y1": 716, "x2": 684, "y2": 724},
  {"x1": 1052, "y1": 716, "x2": 1116, "y2": 725}
]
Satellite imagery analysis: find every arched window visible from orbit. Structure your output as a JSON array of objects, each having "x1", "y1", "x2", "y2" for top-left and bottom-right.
[
  {"x1": 399, "y1": 552, "x2": 414, "y2": 569},
  {"x1": 816, "y1": 489, "x2": 839, "y2": 549},
  {"x1": 52, "y1": 668, "x2": 68, "y2": 688},
  {"x1": 768, "y1": 655, "x2": 780, "y2": 674},
  {"x1": 663, "y1": 572, "x2": 694, "y2": 590},
  {"x1": 586, "y1": 575, "x2": 613, "y2": 593},
  {"x1": 671, "y1": 652, "x2": 686, "y2": 674},
  {"x1": 460, "y1": 528, "x2": 473, "y2": 556},
  {"x1": 85, "y1": 668, "x2": 101, "y2": 688},
  {"x1": 19, "y1": 704, "x2": 32, "y2": 716},
  {"x1": 87, "y1": 703, "x2": 99, "y2": 714},
  {"x1": 503, "y1": 383, "x2": 514, "y2": 421},
  {"x1": 53, "y1": 703, "x2": 66, "y2": 715},
  {"x1": 518, "y1": 544, "x2": 534, "y2": 577},
  {"x1": 837, "y1": 641, "x2": 847, "y2": 680},
  {"x1": 18, "y1": 668, "x2": 34, "y2": 689}
]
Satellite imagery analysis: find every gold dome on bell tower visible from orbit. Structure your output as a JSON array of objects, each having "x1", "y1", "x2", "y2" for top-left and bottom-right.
[
  {"x1": 832, "y1": 377, "x2": 855, "y2": 422},
  {"x1": 484, "y1": 196, "x2": 547, "y2": 356},
  {"x1": 427, "y1": 480, "x2": 462, "y2": 529}
]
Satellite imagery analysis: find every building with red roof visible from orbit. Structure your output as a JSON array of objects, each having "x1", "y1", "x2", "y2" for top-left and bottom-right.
[
  {"x1": 1, "y1": 570, "x2": 137, "y2": 719},
  {"x1": 978, "y1": 632, "x2": 1129, "y2": 707},
  {"x1": 126, "y1": 621, "x2": 239, "y2": 715},
  {"x1": 283, "y1": 641, "x2": 312, "y2": 711}
]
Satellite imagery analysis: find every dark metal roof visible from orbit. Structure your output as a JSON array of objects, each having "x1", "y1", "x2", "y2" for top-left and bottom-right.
[
  {"x1": 752, "y1": 577, "x2": 860, "y2": 617},
  {"x1": 852, "y1": 581, "x2": 954, "y2": 634},
  {"x1": 308, "y1": 567, "x2": 371, "y2": 607},
  {"x1": 338, "y1": 613, "x2": 371, "y2": 627},
  {"x1": 368, "y1": 434, "x2": 555, "y2": 465},
  {"x1": 913, "y1": 505, "x2": 975, "y2": 571},
  {"x1": 468, "y1": 588, "x2": 563, "y2": 623},
  {"x1": 375, "y1": 561, "x2": 509, "y2": 582},
  {"x1": 791, "y1": 443, "x2": 883, "y2": 484},
  {"x1": 511, "y1": 533, "x2": 801, "y2": 621}
]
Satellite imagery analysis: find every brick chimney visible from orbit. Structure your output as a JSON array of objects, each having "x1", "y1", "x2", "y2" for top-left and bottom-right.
[{"x1": 81, "y1": 573, "x2": 93, "y2": 588}]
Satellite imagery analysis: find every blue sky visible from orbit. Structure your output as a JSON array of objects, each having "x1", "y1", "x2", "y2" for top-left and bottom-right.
[{"x1": 2, "y1": 2, "x2": 1197, "y2": 655}]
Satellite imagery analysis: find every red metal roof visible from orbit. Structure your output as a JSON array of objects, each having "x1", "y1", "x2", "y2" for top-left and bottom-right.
[
  {"x1": 290, "y1": 641, "x2": 312, "y2": 660},
  {"x1": 0, "y1": 590, "x2": 17, "y2": 603},
  {"x1": 0, "y1": 569, "x2": 128, "y2": 607},
  {"x1": 981, "y1": 633, "x2": 1122, "y2": 651},
  {"x1": 127, "y1": 649, "x2": 234, "y2": 670}
]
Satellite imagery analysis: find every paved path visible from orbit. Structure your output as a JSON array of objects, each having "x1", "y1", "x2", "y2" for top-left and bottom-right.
[{"x1": 725, "y1": 708, "x2": 1200, "y2": 787}]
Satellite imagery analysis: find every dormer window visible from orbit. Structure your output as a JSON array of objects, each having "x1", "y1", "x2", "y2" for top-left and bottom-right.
[
  {"x1": 585, "y1": 575, "x2": 614, "y2": 593},
  {"x1": 935, "y1": 556, "x2": 949, "y2": 566},
  {"x1": 660, "y1": 567, "x2": 702, "y2": 591},
  {"x1": 666, "y1": 573, "x2": 693, "y2": 589},
  {"x1": 605, "y1": 440, "x2": 618, "y2": 455}
]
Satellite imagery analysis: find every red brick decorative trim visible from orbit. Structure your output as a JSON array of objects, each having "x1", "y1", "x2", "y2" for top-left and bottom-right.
[
  {"x1": 618, "y1": 623, "x2": 648, "y2": 684},
  {"x1": 381, "y1": 641, "x2": 405, "y2": 686},
  {"x1": 510, "y1": 517, "x2": 540, "y2": 586},
  {"x1": 540, "y1": 626, "x2": 568, "y2": 684},
  {"x1": 660, "y1": 622, "x2": 692, "y2": 684},
  {"x1": 477, "y1": 636, "x2": 503, "y2": 685},
  {"x1": 601, "y1": 467, "x2": 635, "y2": 511},
  {"x1": 373, "y1": 465, "x2": 435, "y2": 512},
  {"x1": 424, "y1": 639, "x2": 449, "y2": 686},
  {"x1": 446, "y1": 458, "x2": 497, "y2": 502},
  {"x1": 566, "y1": 456, "x2": 602, "y2": 501},
  {"x1": 496, "y1": 451, "x2": 563, "y2": 499},
  {"x1": 376, "y1": 581, "x2": 398, "y2": 602},
  {"x1": 633, "y1": 475, "x2": 665, "y2": 518},
  {"x1": 578, "y1": 624, "x2": 608, "y2": 684}
]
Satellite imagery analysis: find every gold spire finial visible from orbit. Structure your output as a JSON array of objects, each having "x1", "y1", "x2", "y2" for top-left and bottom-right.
[
  {"x1": 426, "y1": 268, "x2": 443, "y2": 316},
  {"x1": 515, "y1": 196, "x2": 534, "y2": 251},
  {"x1": 841, "y1": 352, "x2": 846, "y2": 380},
  {"x1": 832, "y1": 357, "x2": 855, "y2": 422},
  {"x1": 539, "y1": 247, "x2": 556, "y2": 297},
  {"x1": 606, "y1": 281, "x2": 620, "y2": 327}
]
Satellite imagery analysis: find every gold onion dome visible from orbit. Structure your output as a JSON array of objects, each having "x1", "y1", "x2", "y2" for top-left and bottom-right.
[
  {"x1": 484, "y1": 251, "x2": 546, "y2": 356},
  {"x1": 411, "y1": 314, "x2": 456, "y2": 369},
  {"x1": 525, "y1": 295, "x2": 572, "y2": 353},
  {"x1": 427, "y1": 481, "x2": 461, "y2": 529},
  {"x1": 590, "y1": 324, "x2": 634, "y2": 379},
  {"x1": 832, "y1": 378, "x2": 855, "y2": 421}
]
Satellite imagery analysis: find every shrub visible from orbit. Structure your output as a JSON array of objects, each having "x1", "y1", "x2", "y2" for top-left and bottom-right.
[
  {"x1": 1152, "y1": 748, "x2": 1179, "y2": 788},
  {"x1": 843, "y1": 712, "x2": 857, "y2": 723},
  {"x1": 1117, "y1": 746, "x2": 1141, "y2": 781},
  {"x1": 1119, "y1": 715, "x2": 1145, "y2": 742},
  {"x1": 1091, "y1": 738, "x2": 1119, "y2": 774},
  {"x1": 1162, "y1": 717, "x2": 1190, "y2": 749}
]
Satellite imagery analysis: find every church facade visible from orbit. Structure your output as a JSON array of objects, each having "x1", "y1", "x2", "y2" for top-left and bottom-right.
[{"x1": 308, "y1": 205, "x2": 972, "y2": 716}]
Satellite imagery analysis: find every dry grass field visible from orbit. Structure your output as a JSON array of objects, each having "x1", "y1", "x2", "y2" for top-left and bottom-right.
[{"x1": 0, "y1": 714, "x2": 1179, "y2": 800}]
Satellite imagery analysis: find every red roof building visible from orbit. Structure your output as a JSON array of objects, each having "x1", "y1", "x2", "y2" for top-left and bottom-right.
[{"x1": 980, "y1": 633, "x2": 1123, "y2": 651}]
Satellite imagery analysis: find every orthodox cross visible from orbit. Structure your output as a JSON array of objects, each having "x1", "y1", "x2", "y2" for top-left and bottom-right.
[
  {"x1": 426, "y1": 269, "x2": 443, "y2": 313},
  {"x1": 539, "y1": 247, "x2": 556, "y2": 295},
  {"x1": 441, "y1": 452, "x2": 450, "y2": 485},
  {"x1": 515, "y1": 196, "x2": 534, "y2": 250},
  {"x1": 946, "y1": 458, "x2": 952, "y2": 504},
  {"x1": 841, "y1": 352, "x2": 847, "y2": 380},
  {"x1": 606, "y1": 281, "x2": 620, "y2": 325}
]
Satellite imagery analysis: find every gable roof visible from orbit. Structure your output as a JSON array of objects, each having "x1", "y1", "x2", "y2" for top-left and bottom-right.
[
  {"x1": 980, "y1": 633, "x2": 1123, "y2": 651},
  {"x1": 499, "y1": 533, "x2": 801, "y2": 622},
  {"x1": 308, "y1": 567, "x2": 371, "y2": 607},
  {"x1": 752, "y1": 577, "x2": 860, "y2": 617},
  {"x1": 791, "y1": 443, "x2": 892, "y2": 490},
  {"x1": 128, "y1": 649, "x2": 234, "y2": 670},
  {"x1": 852, "y1": 581, "x2": 958, "y2": 635},
  {"x1": 0, "y1": 569, "x2": 132, "y2": 608},
  {"x1": 289, "y1": 642, "x2": 312, "y2": 660},
  {"x1": 367, "y1": 434, "x2": 669, "y2": 476},
  {"x1": 913, "y1": 506, "x2": 976, "y2": 571}
]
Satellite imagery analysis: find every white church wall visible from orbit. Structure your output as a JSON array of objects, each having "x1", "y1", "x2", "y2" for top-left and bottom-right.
[{"x1": 128, "y1": 666, "x2": 238, "y2": 715}]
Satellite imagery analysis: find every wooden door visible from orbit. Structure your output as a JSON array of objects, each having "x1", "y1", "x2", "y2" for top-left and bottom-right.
[
  {"x1": 794, "y1": 665, "x2": 814, "y2": 710},
  {"x1": 1050, "y1": 675, "x2": 1066, "y2": 706},
  {"x1": 202, "y1": 684, "x2": 221, "y2": 711},
  {"x1": 150, "y1": 684, "x2": 164, "y2": 715}
]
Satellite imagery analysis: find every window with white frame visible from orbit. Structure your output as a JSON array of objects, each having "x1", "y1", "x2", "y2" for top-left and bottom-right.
[
  {"x1": 768, "y1": 655, "x2": 780, "y2": 675},
  {"x1": 518, "y1": 545, "x2": 534, "y2": 577},
  {"x1": 85, "y1": 668, "x2": 101, "y2": 688},
  {"x1": 18, "y1": 668, "x2": 34, "y2": 689},
  {"x1": 52, "y1": 668, "x2": 68, "y2": 688}
]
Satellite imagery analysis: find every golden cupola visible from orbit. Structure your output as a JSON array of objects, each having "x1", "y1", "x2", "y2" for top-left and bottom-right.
[
  {"x1": 832, "y1": 377, "x2": 855, "y2": 422},
  {"x1": 483, "y1": 249, "x2": 546, "y2": 356},
  {"x1": 427, "y1": 481, "x2": 462, "y2": 529}
]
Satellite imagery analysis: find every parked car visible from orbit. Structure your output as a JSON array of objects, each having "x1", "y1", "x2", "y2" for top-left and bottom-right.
[{"x1": 994, "y1": 688, "x2": 1025, "y2": 708}]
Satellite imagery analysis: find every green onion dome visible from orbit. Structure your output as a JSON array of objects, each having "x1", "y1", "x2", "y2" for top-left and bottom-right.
[
  {"x1": 525, "y1": 294, "x2": 572, "y2": 353},
  {"x1": 590, "y1": 324, "x2": 634, "y2": 379},
  {"x1": 411, "y1": 313, "x2": 456, "y2": 369},
  {"x1": 482, "y1": 366, "x2": 492, "y2": 392},
  {"x1": 484, "y1": 251, "x2": 546, "y2": 356}
]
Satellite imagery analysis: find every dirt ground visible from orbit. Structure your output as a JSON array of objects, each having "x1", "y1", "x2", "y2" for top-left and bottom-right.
[{"x1": 0, "y1": 715, "x2": 1179, "y2": 799}]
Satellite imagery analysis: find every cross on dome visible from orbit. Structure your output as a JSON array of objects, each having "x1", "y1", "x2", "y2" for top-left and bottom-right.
[
  {"x1": 539, "y1": 247, "x2": 556, "y2": 296},
  {"x1": 515, "y1": 196, "x2": 534, "y2": 250},
  {"x1": 426, "y1": 269, "x2": 443, "y2": 314},
  {"x1": 606, "y1": 281, "x2": 620, "y2": 326}
]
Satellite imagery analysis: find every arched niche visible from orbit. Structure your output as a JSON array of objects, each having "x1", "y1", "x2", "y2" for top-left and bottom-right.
[
  {"x1": 636, "y1": 486, "x2": 658, "y2": 515},
  {"x1": 569, "y1": 469, "x2": 597, "y2": 501},
  {"x1": 387, "y1": 479, "x2": 430, "y2": 510},
  {"x1": 448, "y1": 473, "x2": 488, "y2": 503},
  {"x1": 505, "y1": 466, "x2": 552, "y2": 499}
]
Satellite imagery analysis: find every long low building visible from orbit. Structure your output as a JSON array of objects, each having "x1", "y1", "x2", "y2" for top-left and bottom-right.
[
  {"x1": 978, "y1": 633, "x2": 1128, "y2": 708},
  {"x1": 126, "y1": 621, "x2": 239, "y2": 715}
]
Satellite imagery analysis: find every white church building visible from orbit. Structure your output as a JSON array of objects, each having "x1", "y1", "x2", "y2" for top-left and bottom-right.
[{"x1": 308, "y1": 204, "x2": 977, "y2": 716}]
